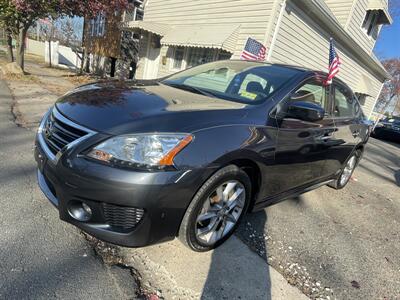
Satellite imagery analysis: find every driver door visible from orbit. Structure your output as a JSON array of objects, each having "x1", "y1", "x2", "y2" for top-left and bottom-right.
[{"x1": 270, "y1": 78, "x2": 336, "y2": 195}]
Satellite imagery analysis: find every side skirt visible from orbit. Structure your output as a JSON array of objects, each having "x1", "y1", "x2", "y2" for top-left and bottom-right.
[{"x1": 252, "y1": 177, "x2": 336, "y2": 211}]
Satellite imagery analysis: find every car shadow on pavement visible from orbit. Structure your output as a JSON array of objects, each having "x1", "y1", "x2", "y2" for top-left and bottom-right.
[{"x1": 202, "y1": 210, "x2": 271, "y2": 299}]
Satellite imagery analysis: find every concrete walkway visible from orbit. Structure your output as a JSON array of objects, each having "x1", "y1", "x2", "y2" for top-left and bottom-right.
[{"x1": 120, "y1": 237, "x2": 309, "y2": 300}]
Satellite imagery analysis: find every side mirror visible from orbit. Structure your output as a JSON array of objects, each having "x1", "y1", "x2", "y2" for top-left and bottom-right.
[{"x1": 287, "y1": 101, "x2": 325, "y2": 122}]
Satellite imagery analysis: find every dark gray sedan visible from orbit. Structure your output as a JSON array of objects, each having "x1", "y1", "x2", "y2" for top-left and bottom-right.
[{"x1": 35, "y1": 60, "x2": 369, "y2": 251}]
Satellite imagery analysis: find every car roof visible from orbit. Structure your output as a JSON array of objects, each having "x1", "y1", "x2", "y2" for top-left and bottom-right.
[
  {"x1": 227, "y1": 59, "x2": 318, "y2": 73},
  {"x1": 229, "y1": 59, "x2": 354, "y2": 87}
]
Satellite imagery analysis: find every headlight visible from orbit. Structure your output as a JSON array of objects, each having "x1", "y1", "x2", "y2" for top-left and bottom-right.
[{"x1": 86, "y1": 134, "x2": 193, "y2": 169}]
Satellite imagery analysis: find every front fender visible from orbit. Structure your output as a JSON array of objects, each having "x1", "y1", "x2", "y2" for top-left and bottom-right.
[{"x1": 174, "y1": 124, "x2": 277, "y2": 171}]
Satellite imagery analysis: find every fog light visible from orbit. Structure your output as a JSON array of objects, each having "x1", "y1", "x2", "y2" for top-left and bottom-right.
[{"x1": 68, "y1": 201, "x2": 93, "y2": 222}]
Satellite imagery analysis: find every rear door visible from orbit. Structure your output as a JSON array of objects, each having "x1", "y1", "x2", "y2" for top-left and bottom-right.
[{"x1": 324, "y1": 81, "x2": 363, "y2": 176}]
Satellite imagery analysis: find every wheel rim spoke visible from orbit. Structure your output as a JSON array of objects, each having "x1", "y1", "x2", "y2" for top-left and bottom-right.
[
  {"x1": 225, "y1": 212, "x2": 238, "y2": 224},
  {"x1": 222, "y1": 182, "x2": 237, "y2": 201},
  {"x1": 196, "y1": 180, "x2": 246, "y2": 246},
  {"x1": 197, "y1": 217, "x2": 220, "y2": 237},
  {"x1": 197, "y1": 211, "x2": 218, "y2": 223},
  {"x1": 227, "y1": 187, "x2": 244, "y2": 210}
]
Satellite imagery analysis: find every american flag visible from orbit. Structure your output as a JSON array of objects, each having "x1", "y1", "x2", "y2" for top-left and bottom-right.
[
  {"x1": 326, "y1": 38, "x2": 341, "y2": 85},
  {"x1": 240, "y1": 37, "x2": 266, "y2": 61}
]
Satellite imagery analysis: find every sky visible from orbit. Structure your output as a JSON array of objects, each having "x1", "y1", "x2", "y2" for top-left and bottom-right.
[{"x1": 374, "y1": 13, "x2": 400, "y2": 59}]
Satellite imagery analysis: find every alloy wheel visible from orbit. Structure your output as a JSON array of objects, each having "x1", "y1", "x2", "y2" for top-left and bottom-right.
[{"x1": 195, "y1": 180, "x2": 246, "y2": 245}]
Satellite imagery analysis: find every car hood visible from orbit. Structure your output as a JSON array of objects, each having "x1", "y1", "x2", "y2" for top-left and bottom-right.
[{"x1": 55, "y1": 81, "x2": 249, "y2": 135}]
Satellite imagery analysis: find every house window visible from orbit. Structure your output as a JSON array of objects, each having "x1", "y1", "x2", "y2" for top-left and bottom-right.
[
  {"x1": 89, "y1": 14, "x2": 106, "y2": 37},
  {"x1": 173, "y1": 47, "x2": 185, "y2": 70},
  {"x1": 187, "y1": 48, "x2": 215, "y2": 68},
  {"x1": 124, "y1": 0, "x2": 144, "y2": 22},
  {"x1": 90, "y1": 19, "x2": 95, "y2": 36},
  {"x1": 217, "y1": 50, "x2": 232, "y2": 61},
  {"x1": 362, "y1": 10, "x2": 379, "y2": 37},
  {"x1": 135, "y1": 7, "x2": 144, "y2": 21}
]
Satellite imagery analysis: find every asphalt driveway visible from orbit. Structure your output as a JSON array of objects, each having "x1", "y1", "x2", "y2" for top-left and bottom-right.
[
  {"x1": 236, "y1": 137, "x2": 400, "y2": 299},
  {"x1": 0, "y1": 53, "x2": 399, "y2": 299},
  {"x1": 0, "y1": 80, "x2": 138, "y2": 299}
]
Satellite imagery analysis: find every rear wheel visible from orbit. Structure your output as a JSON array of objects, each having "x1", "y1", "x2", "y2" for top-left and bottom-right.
[
  {"x1": 328, "y1": 150, "x2": 361, "y2": 189},
  {"x1": 178, "y1": 165, "x2": 251, "y2": 252}
]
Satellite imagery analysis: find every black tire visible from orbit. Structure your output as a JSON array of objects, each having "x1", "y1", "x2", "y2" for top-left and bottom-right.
[
  {"x1": 178, "y1": 165, "x2": 251, "y2": 252},
  {"x1": 328, "y1": 149, "x2": 362, "y2": 190}
]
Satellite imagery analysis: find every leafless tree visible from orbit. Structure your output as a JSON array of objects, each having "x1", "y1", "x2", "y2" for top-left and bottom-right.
[
  {"x1": 56, "y1": 18, "x2": 80, "y2": 47},
  {"x1": 377, "y1": 59, "x2": 400, "y2": 115}
]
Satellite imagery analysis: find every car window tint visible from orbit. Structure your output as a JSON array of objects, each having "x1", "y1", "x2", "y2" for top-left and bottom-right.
[
  {"x1": 183, "y1": 68, "x2": 235, "y2": 93},
  {"x1": 353, "y1": 95, "x2": 364, "y2": 119},
  {"x1": 238, "y1": 73, "x2": 269, "y2": 100},
  {"x1": 334, "y1": 85, "x2": 355, "y2": 118},
  {"x1": 162, "y1": 61, "x2": 301, "y2": 104},
  {"x1": 290, "y1": 80, "x2": 327, "y2": 109}
]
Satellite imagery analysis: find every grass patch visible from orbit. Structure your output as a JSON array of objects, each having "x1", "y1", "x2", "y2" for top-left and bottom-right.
[
  {"x1": 65, "y1": 74, "x2": 96, "y2": 85},
  {"x1": 3, "y1": 72, "x2": 40, "y2": 83}
]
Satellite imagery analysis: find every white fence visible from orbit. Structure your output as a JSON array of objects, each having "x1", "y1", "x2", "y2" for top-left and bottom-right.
[
  {"x1": 26, "y1": 39, "x2": 45, "y2": 57},
  {"x1": 59, "y1": 45, "x2": 82, "y2": 68},
  {"x1": 26, "y1": 38, "x2": 81, "y2": 69}
]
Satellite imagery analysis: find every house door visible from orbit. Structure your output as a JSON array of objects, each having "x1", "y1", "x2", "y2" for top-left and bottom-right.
[{"x1": 144, "y1": 33, "x2": 160, "y2": 79}]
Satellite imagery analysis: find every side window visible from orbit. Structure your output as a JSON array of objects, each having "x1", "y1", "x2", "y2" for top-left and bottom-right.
[
  {"x1": 290, "y1": 80, "x2": 327, "y2": 110},
  {"x1": 353, "y1": 95, "x2": 364, "y2": 119},
  {"x1": 333, "y1": 85, "x2": 355, "y2": 118}
]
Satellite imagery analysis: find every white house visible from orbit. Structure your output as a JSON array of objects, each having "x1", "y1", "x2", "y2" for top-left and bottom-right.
[{"x1": 123, "y1": 0, "x2": 392, "y2": 117}]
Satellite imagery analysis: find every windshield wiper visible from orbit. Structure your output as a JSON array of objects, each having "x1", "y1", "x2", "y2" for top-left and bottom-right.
[{"x1": 163, "y1": 82, "x2": 218, "y2": 98}]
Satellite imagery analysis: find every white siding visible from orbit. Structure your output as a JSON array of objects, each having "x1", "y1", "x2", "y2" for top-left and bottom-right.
[
  {"x1": 324, "y1": 0, "x2": 354, "y2": 26},
  {"x1": 270, "y1": 2, "x2": 383, "y2": 116},
  {"x1": 346, "y1": 0, "x2": 376, "y2": 53},
  {"x1": 144, "y1": 0, "x2": 275, "y2": 58}
]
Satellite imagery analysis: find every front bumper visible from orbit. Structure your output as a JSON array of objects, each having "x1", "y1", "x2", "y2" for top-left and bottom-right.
[{"x1": 34, "y1": 137, "x2": 212, "y2": 247}]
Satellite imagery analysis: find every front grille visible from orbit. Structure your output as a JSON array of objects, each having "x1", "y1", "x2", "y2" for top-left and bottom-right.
[
  {"x1": 42, "y1": 111, "x2": 88, "y2": 155},
  {"x1": 102, "y1": 203, "x2": 145, "y2": 230}
]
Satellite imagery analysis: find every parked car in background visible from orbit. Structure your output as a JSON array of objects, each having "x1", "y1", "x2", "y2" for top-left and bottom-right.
[
  {"x1": 371, "y1": 117, "x2": 400, "y2": 143},
  {"x1": 35, "y1": 60, "x2": 370, "y2": 252}
]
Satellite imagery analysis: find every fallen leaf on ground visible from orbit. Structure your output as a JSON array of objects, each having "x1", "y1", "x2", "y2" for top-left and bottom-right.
[{"x1": 351, "y1": 280, "x2": 360, "y2": 289}]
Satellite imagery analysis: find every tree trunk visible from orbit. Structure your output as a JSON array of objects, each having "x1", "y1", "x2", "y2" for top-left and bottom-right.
[
  {"x1": 48, "y1": 40, "x2": 52, "y2": 67},
  {"x1": 16, "y1": 26, "x2": 28, "y2": 71},
  {"x1": 6, "y1": 28, "x2": 14, "y2": 62}
]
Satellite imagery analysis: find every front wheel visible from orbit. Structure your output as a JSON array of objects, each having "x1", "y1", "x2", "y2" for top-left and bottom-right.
[
  {"x1": 178, "y1": 165, "x2": 251, "y2": 252},
  {"x1": 328, "y1": 150, "x2": 361, "y2": 190}
]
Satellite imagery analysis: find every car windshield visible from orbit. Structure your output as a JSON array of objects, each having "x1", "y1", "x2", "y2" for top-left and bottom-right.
[{"x1": 162, "y1": 60, "x2": 302, "y2": 104}]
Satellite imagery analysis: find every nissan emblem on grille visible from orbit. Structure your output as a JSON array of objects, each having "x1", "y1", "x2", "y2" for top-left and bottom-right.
[{"x1": 44, "y1": 119, "x2": 54, "y2": 139}]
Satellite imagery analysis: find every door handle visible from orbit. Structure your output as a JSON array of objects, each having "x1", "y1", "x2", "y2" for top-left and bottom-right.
[{"x1": 321, "y1": 136, "x2": 332, "y2": 141}]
